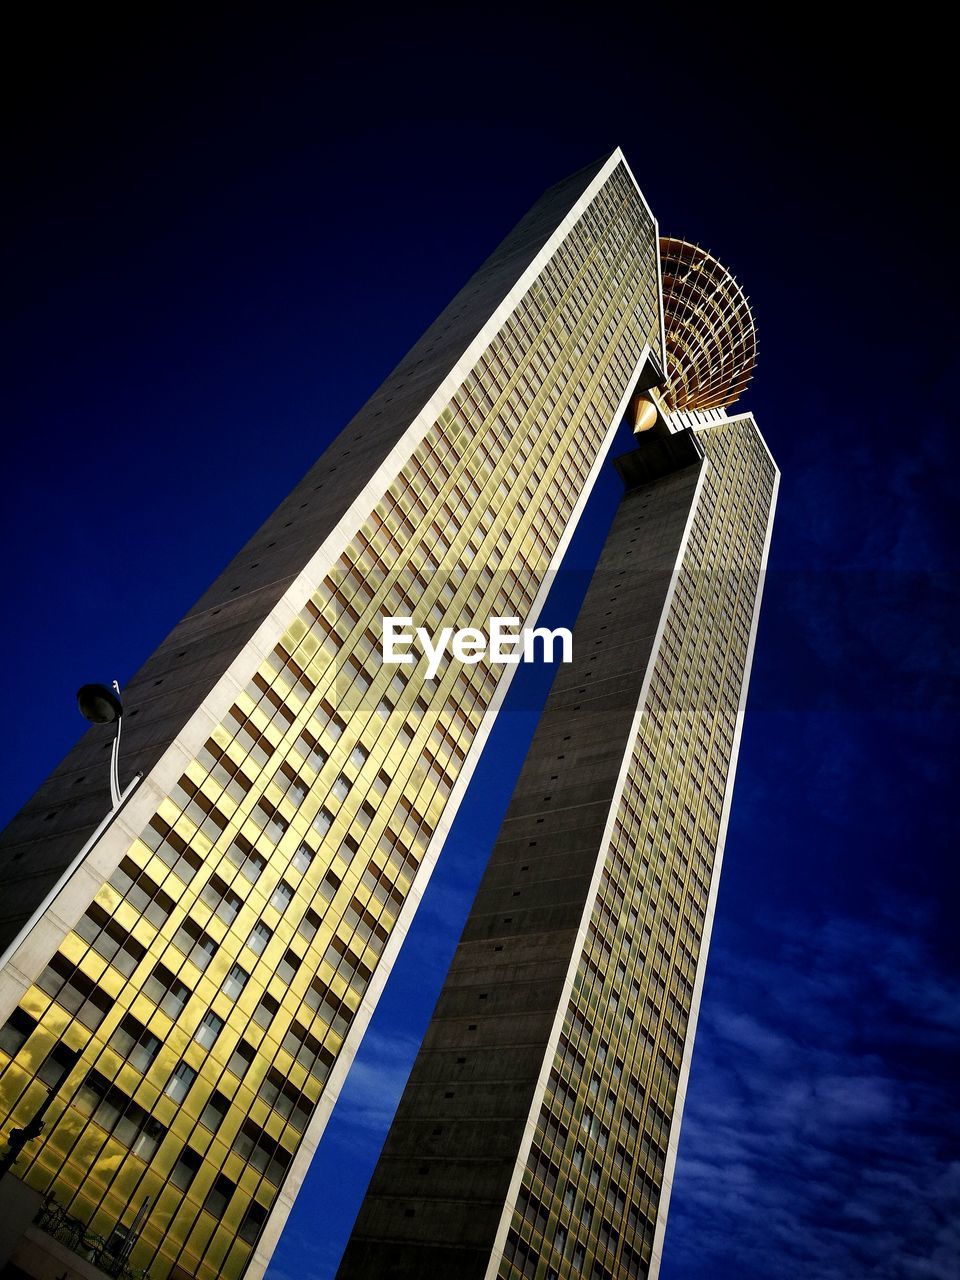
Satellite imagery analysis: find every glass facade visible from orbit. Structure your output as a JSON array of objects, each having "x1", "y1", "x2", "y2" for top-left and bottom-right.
[
  {"x1": 499, "y1": 415, "x2": 777, "y2": 1279},
  {"x1": 0, "y1": 160, "x2": 666, "y2": 1280}
]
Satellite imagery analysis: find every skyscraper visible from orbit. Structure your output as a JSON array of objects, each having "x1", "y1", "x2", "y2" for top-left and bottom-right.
[
  {"x1": 0, "y1": 147, "x2": 778, "y2": 1280},
  {"x1": 0, "y1": 148, "x2": 776, "y2": 1280},
  {"x1": 335, "y1": 242, "x2": 775, "y2": 1280},
  {"x1": 336, "y1": 405, "x2": 777, "y2": 1280},
  {"x1": 335, "y1": 238, "x2": 778, "y2": 1269}
]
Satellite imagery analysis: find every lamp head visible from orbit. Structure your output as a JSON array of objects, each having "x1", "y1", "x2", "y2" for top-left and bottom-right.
[{"x1": 77, "y1": 683, "x2": 123, "y2": 725}]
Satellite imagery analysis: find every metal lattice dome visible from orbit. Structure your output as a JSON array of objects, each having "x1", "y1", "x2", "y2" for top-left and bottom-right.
[{"x1": 659, "y1": 237, "x2": 757, "y2": 412}]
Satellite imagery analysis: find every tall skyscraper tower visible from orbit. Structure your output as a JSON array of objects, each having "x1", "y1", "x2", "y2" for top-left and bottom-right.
[
  {"x1": 335, "y1": 243, "x2": 776, "y2": 1279},
  {"x1": 0, "y1": 150, "x2": 776, "y2": 1280},
  {"x1": 0, "y1": 152, "x2": 778, "y2": 1280}
]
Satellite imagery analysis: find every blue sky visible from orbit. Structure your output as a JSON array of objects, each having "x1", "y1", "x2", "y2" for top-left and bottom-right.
[{"x1": 1, "y1": 10, "x2": 956, "y2": 1278}]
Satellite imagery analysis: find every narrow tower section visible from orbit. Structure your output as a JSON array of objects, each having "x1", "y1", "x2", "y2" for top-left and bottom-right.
[{"x1": 338, "y1": 413, "x2": 778, "y2": 1280}]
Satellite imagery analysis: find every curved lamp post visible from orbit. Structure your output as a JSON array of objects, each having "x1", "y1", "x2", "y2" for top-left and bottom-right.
[{"x1": 77, "y1": 680, "x2": 124, "y2": 809}]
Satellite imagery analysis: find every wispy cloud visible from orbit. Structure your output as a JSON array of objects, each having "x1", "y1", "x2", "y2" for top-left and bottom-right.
[
  {"x1": 329, "y1": 1027, "x2": 423, "y2": 1138},
  {"x1": 660, "y1": 907, "x2": 960, "y2": 1280}
]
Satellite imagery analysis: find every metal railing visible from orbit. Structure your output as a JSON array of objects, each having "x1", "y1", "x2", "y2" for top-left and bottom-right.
[{"x1": 34, "y1": 1197, "x2": 151, "y2": 1280}]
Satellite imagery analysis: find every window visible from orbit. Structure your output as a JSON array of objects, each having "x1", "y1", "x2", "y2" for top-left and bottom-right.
[
  {"x1": 145, "y1": 964, "x2": 191, "y2": 1018},
  {"x1": 75, "y1": 1071, "x2": 166, "y2": 1159},
  {"x1": 232, "y1": 1119, "x2": 293, "y2": 1184},
  {"x1": 200, "y1": 1090, "x2": 229, "y2": 1132},
  {"x1": 129, "y1": 1114, "x2": 166, "y2": 1160},
  {"x1": 111, "y1": 1015, "x2": 161, "y2": 1072},
  {"x1": 331, "y1": 774, "x2": 350, "y2": 802},
  {"x1": 270, "y1": 881, "x2": 294, "y2": 913},
  {"x1": 295, "y1": 732, "x2": 326, "y2": 771},
  {"x1": 257, "y1": 1068, "x2": 314, "y2": 1131},
  {"x1": 239, "y1": 1200, "x2": 268, "y2": 1245},
  {"x1": 142, "y1": 818, "x2": 204, "y2": 883},
  {"x1": 283, "y1": 770, "x2": 308, "y2": 808},
  {"x1": 204, "y1": 1173, "x2": 235, "y2": 1218},
  {"x1": 226, "y1": 836, "x2": 266, "y2": 883},
  {"x1": 200, "y1": 875, "x2": 242, "y2": 924},
  {"x1": 348, "y1": 746, "x2": 367, "y2": 770},
  {"x1": 281, "y1": 1021, "x2": 332, "y2": 1082},
  {"x1": 74, "y1": 905, "x2": 147, "y2": 976},
  {"x1": 305, "y1": 981, "x2": 353, "y2": 1036},
  {"x1": 172, "y1": 918, "x2": 217, "y2": 970},
  {"x1": 314, "y1": 702, "x2": 345, "y2": 741},
  {"x1": 247, "y1": 921, "x2": 272, "y2": 955},
  {"x1": 337, "y1": 835, "x2": 360, "y2": 867},
  {"x1": 37, "y1": 1043, "x2": 79, "y2": 1088},
  {"x1": 37, "y1": 955, "x2": 112, "y2": 1029},
  {"x1": 292, "y1": 844, "x2": 314, "y2": 874},
  {"x1": 322, "y1": 935, "x2": 371, "y2": 994},
  {"x1": 222, "y1": 963, "x2": 249, "y2": 1000},
  {"x1": 0, "y1": 1008, "x2": 36, "y2": 1056},
  {"x1": 170, "y1": 1146, "x2": 202, "y2": 1191},
  {"x1": 109, "y1": 855, "x2": 176, "y2": 926},
  {"x1": 297, "y1": 908, "x2": 321, "y2": 943},
  {"x1": 253, "y1": 798, "x2": 287, "y2": 844},
  {"x1": 277, "y1": 949, "x2": 301, "y2": 984},
  {"x1": 312, "y1": 807, "x2": 333, "y2": 836},
  {"x1": 318, "y1": 870, "x2": 341, "y2": 902},
  {"x1": 164, "y1": 1060, "x2": 197, "y2": 1102},
  {"x1": 194, "y1": 1010, "x2": 224, "y2": 1050},
  {"x1": 253, "y1": 993, "x2": 280, "y2": 1029},
  {"x1": 227, "y1": 1039, "x2": 255, "y2": 1079}
]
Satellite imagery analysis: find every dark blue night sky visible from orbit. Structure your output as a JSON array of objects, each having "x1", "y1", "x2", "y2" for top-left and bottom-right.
[{"x1": 2, "y1": 12, "x2": 956, "y2": 1279}]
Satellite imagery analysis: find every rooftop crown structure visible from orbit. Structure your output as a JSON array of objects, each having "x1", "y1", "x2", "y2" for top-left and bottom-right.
[
  {"x1": 658, "y1": 236, "x2": 757, "y2": 412},
  {"x1": 0, "y1": 149, "x2": 777, "y2": 1280}
]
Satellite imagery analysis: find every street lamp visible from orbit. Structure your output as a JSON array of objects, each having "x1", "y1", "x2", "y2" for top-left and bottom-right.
[
  {"x1": 0, "y1": 1089, "x2": 52, "y2": 1179},
  {"x1": 77, "y1": 680, "x2": 125, "y2": 809},
  {"x1": 0, "y1": 681, "x2": 141, "y2": 978}
]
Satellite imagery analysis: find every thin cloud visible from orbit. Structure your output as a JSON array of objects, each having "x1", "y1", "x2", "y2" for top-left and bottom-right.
[{"x1": 660, "y1": 908, "x2": 960, "y2": 1280}]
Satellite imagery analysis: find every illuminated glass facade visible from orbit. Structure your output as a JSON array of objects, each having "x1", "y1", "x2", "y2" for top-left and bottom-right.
[
  {"x1": 0, "y1": 151, "x2": 671, "y2": 1280},
  {"x1": 337, "y1": 413, "x2": 778, "y2": 1280}
]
